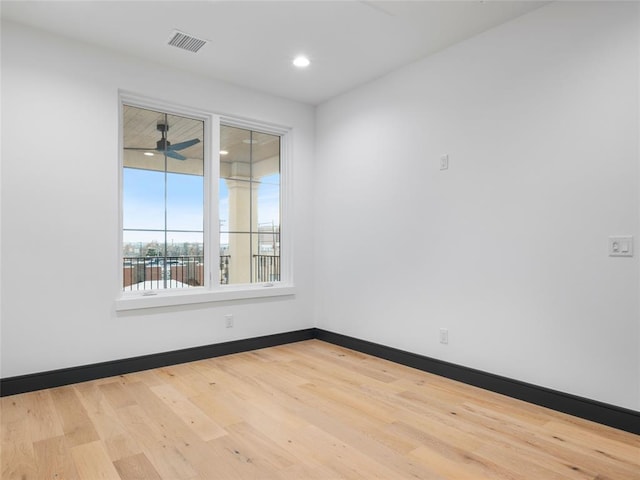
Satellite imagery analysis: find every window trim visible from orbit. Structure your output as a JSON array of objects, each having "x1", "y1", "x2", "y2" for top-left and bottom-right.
[{"x1": 116, "y1": 92, "x2": 294, "y2": 311}]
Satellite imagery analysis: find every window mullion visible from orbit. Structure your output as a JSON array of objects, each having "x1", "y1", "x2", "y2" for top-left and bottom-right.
[
  {"x1": 207, "y1": 115, "x2": 221, "y2": 290},
  {"x1": 249, "y1": 130, "x2": 254, "y2": 283}
]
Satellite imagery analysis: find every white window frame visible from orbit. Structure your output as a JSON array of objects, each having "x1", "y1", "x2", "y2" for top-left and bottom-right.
[{"x1": 115, "y1": 92, "x2": 294, "y2": 311}]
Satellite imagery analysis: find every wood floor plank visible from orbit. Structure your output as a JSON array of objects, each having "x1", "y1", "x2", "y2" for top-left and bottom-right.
[
  {"x1": 149, "y1": 383, "x2": 228, "y2": 441},
  {"x1": 75, "y1": 381, "x2": 143, "y2": 462},
  {"x1": 153, "y1": 363, "x2": 212, "y2": 398},
  {"x1": 49, "y1": 385, "x2": 101, "y2": 448},
  {"x1": 210, "y1": 432, "x2": 285, "y2": 479},
  {"x1": 123, "y1": 381, "x2": 203, "y2": 447},
  {"x1": 70, "y1": 440, "x2": 121, "y2": 479},
  {"x1": 408, "y1": 445, "x2": 498, "y2": 480},
  {"x1": 22, "y1": 390, "x2": 65, "y2": 443},
  {"x1": 99, "y1": 380, "x2": 138, "y2": 409},
  {"x1": 113, "y1": 452, "x2": 163, "y2": 480},
  {"x1": 170, "y1": 435, "x2": 248, "y2": 479},
  {"x1": 33, "y1": 435, "x2": 80, "y2": 480},
  {"x1": 545, "y1": 419, "x2": 640, "y2": 458},
  {"x1": 290, "y1": 423, "x2": 420, "y2": 479},
  {"x1": 473, "y1": 442, "x2": 588, "y2": 480},
  {"x1": 1, "y1": 419, "x2": 37, "y2": 480},
  {"x1": 189, "y1": 390, "x2": 244, "y2": 428},
  {"x1": 225, "y1": 421, "x2": 297, "y2": 471},
  {"x1": 2, "y1": 340, "x2": 638, "y2": 480},
  {"x1": 114, "y1": 404, "x2": 201, "y2": 480}
]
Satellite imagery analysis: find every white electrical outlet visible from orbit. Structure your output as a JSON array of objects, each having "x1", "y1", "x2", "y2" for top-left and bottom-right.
[
  {"x1": 440, "y1": 154, "x2": 449, "y2": 170},
  {"x1": 439, "y1": 328, "x2": 449, "y2": 344},
  {"x1": 224, "y1": 314, "x2": 234, "y2": 328}
]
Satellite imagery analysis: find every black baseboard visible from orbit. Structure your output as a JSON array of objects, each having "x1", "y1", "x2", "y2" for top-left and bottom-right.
[
  {"x1": 1, "y1": 327, "x2": 638, "y2": 435},
  {"x1": 315, "y1": 329, "x2": 640, "y2": 435},
  {"x1": 0, "y1": 328, "x2": 315, "y2": 397}
]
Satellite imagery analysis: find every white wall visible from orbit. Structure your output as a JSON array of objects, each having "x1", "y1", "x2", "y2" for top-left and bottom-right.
[
  {"x1": 315, "y1": 2, "x2": 640, "y2": 411},
  {"x1": 0, "y1": 21, "x2": 315, "y2": 377}
]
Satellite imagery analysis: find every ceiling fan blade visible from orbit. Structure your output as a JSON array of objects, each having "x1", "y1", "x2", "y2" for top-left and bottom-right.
[
  {"x1": 124, "y1": 147, "x2": 155, "y2": 151},
  {"x1": 169, "y1": 138, "x2": 200, "y2": 151},
  {"x1": 165, "y1": 150, "x2": 187, "y2": 160}
]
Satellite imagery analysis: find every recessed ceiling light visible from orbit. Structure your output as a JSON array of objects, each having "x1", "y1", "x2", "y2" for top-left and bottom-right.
[
  {"x1": 219, "y1": 150, "x2": 229, "y2": 155},
  {"x1": 144, "y1": 152, "x2": 154, "y2": 156},
  {"x1": 242, "y1": 139, "x2": 258, "y2": 145},
  {"x1": 293, "y1": 55, "x2": 311, "y2": 68}
]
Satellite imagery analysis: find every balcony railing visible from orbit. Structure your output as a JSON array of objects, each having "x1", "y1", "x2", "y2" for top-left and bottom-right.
[
  {"x1": 219, "y1": 255, "x2": 230, "y2": 285},
  {"x1": 123, "y1": 256, "x2": 204, "y2": 290},
  {"x1": 253, "y1": 254, "x2": 280, "y2": 283},
  {"x1": 123, "y1": 254, "x2": 279, "y2": 290}
]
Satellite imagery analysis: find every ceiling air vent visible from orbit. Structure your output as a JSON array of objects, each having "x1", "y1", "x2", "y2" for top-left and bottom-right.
[{"x1": 167, "y1": 30, "x2": 208, "y2": 53}]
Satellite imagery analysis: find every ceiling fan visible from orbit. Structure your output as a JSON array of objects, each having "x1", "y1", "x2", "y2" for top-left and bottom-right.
[{"x1": 125, "y1": 122, "x2": 200, "y2": 160}]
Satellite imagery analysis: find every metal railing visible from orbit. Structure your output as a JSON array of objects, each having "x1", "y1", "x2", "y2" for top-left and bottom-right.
[
  {"x1": 219, "y1": 255, "x2": 230, "y2": 285},
  {"x1": 253, "y1": 255, "x2": 280, "y2": 283},
  {"x1": 123, "y1": 254, "x2": 278, "y2": 289},
  {"x1": 123, "y1": 256, "x2": 204, "y2": 290}
]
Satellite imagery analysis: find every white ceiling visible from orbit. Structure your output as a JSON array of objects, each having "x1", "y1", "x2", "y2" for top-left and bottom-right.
[{"x1": 1, "y1": 0, "x2": 546, "y2": 105}]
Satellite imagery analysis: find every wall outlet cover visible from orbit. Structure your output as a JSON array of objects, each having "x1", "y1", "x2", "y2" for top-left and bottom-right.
[{"x1": 439, "y1": 328, "x2": 449, "y2": 344}]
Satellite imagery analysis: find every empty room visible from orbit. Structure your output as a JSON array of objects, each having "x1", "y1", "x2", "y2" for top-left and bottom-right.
[{"x1": 1, "y1": 1, "x2": 639, "y2": 479}]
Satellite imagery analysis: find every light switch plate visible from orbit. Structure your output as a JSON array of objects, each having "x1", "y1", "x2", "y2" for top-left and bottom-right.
[
  {"x1": 609, "y1": 236, "x2": 633, "y2": 257},
  {"x1": 440, "y1": 154, "x2": 449, "y2": 170}
]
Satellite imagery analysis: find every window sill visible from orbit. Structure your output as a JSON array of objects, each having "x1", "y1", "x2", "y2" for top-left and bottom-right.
[{"x1": 115, "y1": 284, "x2": 296, "y2": 311}]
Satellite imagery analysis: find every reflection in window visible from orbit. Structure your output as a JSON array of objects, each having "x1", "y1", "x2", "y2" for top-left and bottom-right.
[
  {"x1": 219, "y1": 125, "x2": 280, "y2": 284},
  {"x1": 122, "y1": 105, "x2": 204, "y2": 290}
]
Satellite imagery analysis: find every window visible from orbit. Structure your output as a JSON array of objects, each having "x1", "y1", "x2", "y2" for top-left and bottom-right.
[
  {"x1": 122, "y1": 105, "x2": 205, "y2": 291},
  {"x1": 219, "y1": 125, "x2": 280, "y2": 285},
  {"x1": 118, "y1": 95, "x2": 291, "y2": 309}
]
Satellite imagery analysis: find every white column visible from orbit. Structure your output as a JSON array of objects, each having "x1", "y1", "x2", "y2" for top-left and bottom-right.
[{"x1": 226, "y1": 179, "x2": 252, "y2": 284}]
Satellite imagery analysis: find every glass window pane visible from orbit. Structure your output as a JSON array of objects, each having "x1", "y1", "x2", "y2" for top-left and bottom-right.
[
  {"x1": 253, "y1": 232, "x2": 280, "y2": 283},
  {"x1": 164, "y1": 113, "x2": 204, "y2": 175},
  {"x1": 223, "y1": 178, "x2": 252, "y2": 233},
  {"x1": 166, "y1": 231, "x2": 204, "y2": 287},
  {"x1": 256, "y1": 182, "x2": 280, "y2": 227},
  {"x1": 123, "y1": 230, "x2": 166, "y2": 257},
  {"x1": 258, "y1": 171, "x2": 280, "y2": 186},
  {"x1": 223, "y1": 232, "x2": 252, "y2": 284},
  {"x1": 122, "y1": 104, "x2": 205, "y2": 291},
  {"x1": 220, "y1": 125, "x2": 251, "y2": 181},
  {"x1": 122, "y1": 229, "x2": 165, "y2": 291},
  {"x1": 123, "y1": 106, "x2": 204, "y2": 175},
  {"x1": 255, "y1": 230, "x2": 279, "y2": 256},
  {"x1": 123, "y1": 231, "x2": 204, "y2": 290},
  {"x1": 123, "y1": 168, "x2": 165, "y2": 230},
  {"x1": 219, "y1": 178, "x2": 229, "y2": 233},
  {"x1": 165, "y1": 231, "x2": 204, "y2": 257},
  {"x1": 166, "y1": 172, "x2": 204, "y2": 231},
  {"x1": 251, "y1": 131, "x2": 280, "y2": 181},
  {"x1": 218, "y1": 124, "x2": 280, "y2": 285}
]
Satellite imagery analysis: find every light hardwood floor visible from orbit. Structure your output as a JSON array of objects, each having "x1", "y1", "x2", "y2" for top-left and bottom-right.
[{"x1": 1, "y1": 339, "x2": 639, "y2": 479}]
